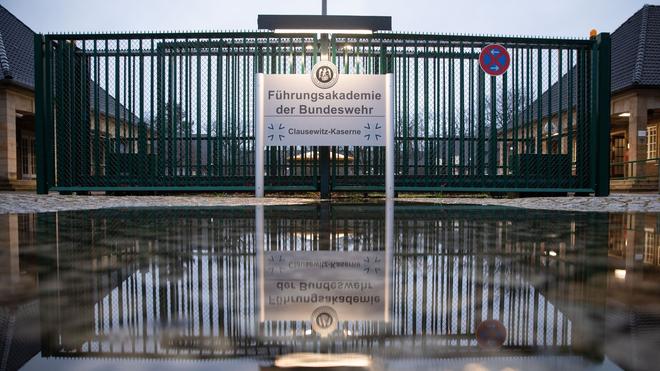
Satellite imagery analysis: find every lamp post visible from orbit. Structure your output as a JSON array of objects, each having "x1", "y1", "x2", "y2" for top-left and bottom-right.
[{"x1": 319, "y1": 0, "x2": 331, "y2": 199}]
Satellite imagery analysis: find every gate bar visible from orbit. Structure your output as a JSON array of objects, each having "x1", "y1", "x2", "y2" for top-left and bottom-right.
[
  {"x1": 35, "y1": 34, "x2": 48, "y2": 194},
  {"x1": 594, "y1": 33, "x2": 611, "y2": 197}
]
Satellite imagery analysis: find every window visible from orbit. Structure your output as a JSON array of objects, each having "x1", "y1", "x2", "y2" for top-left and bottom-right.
[
  {"x1": 572, "y1": 139, "x2": 577, "y2": 163},
  {"x1": 544, "y1": 119, "x2": 558, "y2": 137},
  {"x1": 611, "y1": 136, "x2": 626, "y2": 177},
  {"x1": 21, "y1": 135, "x2": 36, "y2": 178},
  {"x1": 648, "y1": 125, "x2": 657, "y2": 159},
  {"x1": 645, "y1": 228, "x2": 658, "y2": 265}
]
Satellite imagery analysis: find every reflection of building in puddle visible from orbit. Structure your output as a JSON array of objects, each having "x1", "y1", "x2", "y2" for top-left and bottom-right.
[
  {"x1": 0, "y1": 214, "x2": 38, "y2": 304},
  {"x1": 0, "y1": 214, "x2": 41, "y2": 371},
  {"x1": 608, "y1": 213, "x2": 660, "y2": 267},
  {"x1": 606, "y1": 212, "x2": 660, "y2": 371},
  {"x1": 31, "y1": 206, "x2": 607, "y2": 362}
]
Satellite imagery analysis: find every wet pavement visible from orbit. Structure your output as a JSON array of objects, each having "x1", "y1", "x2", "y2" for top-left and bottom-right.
[
  {"x1": 0, "y1": 192, "x2": 659, "y2": 214},
  {"x1": 1, "y1": 202, "x2": 660, "y2": 370}
]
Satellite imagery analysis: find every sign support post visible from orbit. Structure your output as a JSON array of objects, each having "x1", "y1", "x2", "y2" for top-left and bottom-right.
[
  {"x1": 255, "y1": 74, "x2": 265, "y2": 198},
  {"x1": 256, "y1": 205, "x2": 265, "y2": 321},
  {"x1": 385, "y1": 73, "x2": 394, "y2": 199},
  {"x1": 384, "y1": 198, "x2": 393, "y2": 321}
]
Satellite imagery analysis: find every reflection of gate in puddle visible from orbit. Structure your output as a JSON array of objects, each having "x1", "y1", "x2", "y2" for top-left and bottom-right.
[{"x1": 35, "y1": 205, "x2": 607, "y2": 359}]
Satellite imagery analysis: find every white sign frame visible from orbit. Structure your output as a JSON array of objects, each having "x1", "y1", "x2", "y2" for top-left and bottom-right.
[{"x1": 255, "y1": 73, "x2": 394, "y2": 199}]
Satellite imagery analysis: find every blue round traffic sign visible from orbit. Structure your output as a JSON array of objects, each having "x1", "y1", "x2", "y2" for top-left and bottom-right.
[{"x1": 479, "y1": 44, "x2": 511, "y2": 76}]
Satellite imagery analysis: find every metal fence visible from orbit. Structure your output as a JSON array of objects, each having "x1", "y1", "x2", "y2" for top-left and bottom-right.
[{"x1": 34, "y1": 31, "x2": 611, "y2": 194}]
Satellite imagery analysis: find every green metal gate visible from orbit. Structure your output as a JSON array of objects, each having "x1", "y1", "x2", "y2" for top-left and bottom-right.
[{"x1": 34, "y1": 31, "x2": 610, "y2": 195}]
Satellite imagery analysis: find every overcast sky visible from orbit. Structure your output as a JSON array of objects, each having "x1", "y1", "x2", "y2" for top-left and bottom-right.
[{"x1": 0, "y1": 0, "x2": 654, "y2": 37}]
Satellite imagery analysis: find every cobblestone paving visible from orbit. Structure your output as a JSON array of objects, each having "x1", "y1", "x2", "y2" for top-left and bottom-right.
[
  {"x1": 401, "y1": 193, "x2": 660, "y2": 212},
  {"x1": 0, "y1": 192, "x2": 659, "y2": 214},
  {"x1": 0, "y1": 193, "x2": 315, "y2": 214}
]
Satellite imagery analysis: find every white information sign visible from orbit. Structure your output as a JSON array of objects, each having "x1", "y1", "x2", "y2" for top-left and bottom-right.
[
  {"x1": 254, "y1": 63, "x2": 394, "y2": 199},
  {"x1": 262, "y1": 74, "x2": 386, "y2": 146}
]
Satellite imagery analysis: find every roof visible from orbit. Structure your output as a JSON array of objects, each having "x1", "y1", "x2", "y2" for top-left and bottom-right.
[
  {"x1": 89, "y1": 80, "x2": 139, "y2": 123},
  {"x1": 611, "y1": 4, "x2": 660, "y2": 93},
  {"x1": 0, "y1": 4, "x2": 35, "y2": 88},
  {"x1": 523, "y1": 66, "x2": 578, "y2": 122},
  {"x1": 518, "y1": 4, "x2": 660, "y2": 123},
  {"x1": 1, "y1": 4, "x2": 136, "y2": 123}
]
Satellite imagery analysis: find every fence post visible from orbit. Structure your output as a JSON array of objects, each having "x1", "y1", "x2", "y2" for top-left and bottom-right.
[
  {"x1": 594, "y1": 33, "x2": 611, "y2": 197},
  {"x1": 34, "y1": 34, "x2": 48, "y2": 194}
]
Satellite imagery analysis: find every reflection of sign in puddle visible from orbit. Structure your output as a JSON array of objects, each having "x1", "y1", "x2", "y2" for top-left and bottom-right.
[
  {"x1": 259, "y1": 250, "x2": 389, "y2": 336},
  {"x1": 311, "y1": 306, "x2": 338, "y2": 337},
  {"x1": 256, "y1": 202, "x2": 394, "y2": 337}
]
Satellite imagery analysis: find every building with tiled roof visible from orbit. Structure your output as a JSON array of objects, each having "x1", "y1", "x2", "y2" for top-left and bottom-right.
[
  {"x1": 0, "y1": 4, "x2": 139, "y2": 191},
  {"x1": 0, "y1": 4, "x2": 37, "y2": 190},
  {"x1": 610, "y1": 4, "x2": 660, "y2": 191},
  {"x1": 0, "y1": 5, "x2": 34, "y2": 89},
  {"x1": 612, "y1": 5, "x2": 660, "y2": 93},
  {"x1": 502, "y1": 4, "x2": 660, "y2": 192}
]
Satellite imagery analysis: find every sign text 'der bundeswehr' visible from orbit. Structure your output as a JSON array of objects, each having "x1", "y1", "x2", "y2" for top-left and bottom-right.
[{"x1": 263, "y1": 74, "x2": 386, "y2": 146}]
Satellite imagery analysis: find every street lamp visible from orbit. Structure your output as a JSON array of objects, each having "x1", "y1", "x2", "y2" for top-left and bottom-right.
[{"x1": 257, "y1": 14, "x2": 391, "y2": 34}]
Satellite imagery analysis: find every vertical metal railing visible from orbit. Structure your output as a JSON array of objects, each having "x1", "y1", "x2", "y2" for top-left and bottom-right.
[{"x1": 35, "y1": 31, "x2": 609, "y2": 195}]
